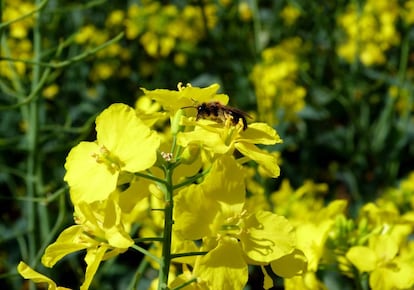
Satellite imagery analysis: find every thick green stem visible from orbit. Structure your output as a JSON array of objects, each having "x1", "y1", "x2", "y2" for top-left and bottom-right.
[
  {"x1": 158, "y1": 165, "x2": 175, "y2": 290},
  {"x1": 26, "y1": 0, "x2": 42, "y2": 264}
]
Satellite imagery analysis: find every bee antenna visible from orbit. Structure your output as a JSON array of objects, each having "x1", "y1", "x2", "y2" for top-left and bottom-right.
[{"x1": 181, "y1": 105, "x2": 196, "y2": 109}]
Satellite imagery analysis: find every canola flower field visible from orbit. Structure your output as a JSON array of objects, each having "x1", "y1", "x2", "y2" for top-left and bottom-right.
[{"x1": 1, "y1": 1, "x2": 414, "y2": 289}]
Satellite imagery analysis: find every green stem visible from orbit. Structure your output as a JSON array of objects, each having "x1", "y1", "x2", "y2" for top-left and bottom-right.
[
  {"x1": 134, "y1": 237, "x2": 164, "y2": 243},
  {"x1": 171, "y1": 277, "x2": 198, "y2": 290},
  {"x1": 131, "y1": 244, "x2": 162, "y2": 264},
  {"x1": 158, "y1": 164, "x2": 175, "y2": 290},
  {"x1": 0, "y1": 32, "x2": 124, "y2": 69},
  {"x1": 26, "y1": 0, "x2": 43, "y2": 266},
  {"x1": 126, "y1": 255, "x2": 150, "y2": 290},
  {"x1": 170, "y1": 251, "x2": 208, "y2": 259},
  {"x1": 251, "y1": 0, "x2": 262, "y2": 54},
  {"x1": 172, "y1": 168, "x2": 210, "y2": 190},
  {"x1": 398, "y1": 23, "x2": 410, "y2": 121},
  {"x1": 135, "y1": 171, "x2": 168, "y2": 185},
  {"x1": 33, "y1": 191, "x2": 66, "y2": 267}
]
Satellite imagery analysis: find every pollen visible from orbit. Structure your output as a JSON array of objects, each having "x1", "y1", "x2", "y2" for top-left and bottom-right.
[{"x1": 90, "y1": 145, "x2": 123, "y2": 173}]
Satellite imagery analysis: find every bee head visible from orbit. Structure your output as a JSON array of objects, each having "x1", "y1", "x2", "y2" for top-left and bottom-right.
[{"x1": 197, "y1": 103, "x2": 207, "y2": 112}]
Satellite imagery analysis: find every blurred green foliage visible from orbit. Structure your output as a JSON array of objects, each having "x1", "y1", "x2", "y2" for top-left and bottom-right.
[{"x1": 1, "y1": 0, "x2": 414, "y2": 289}]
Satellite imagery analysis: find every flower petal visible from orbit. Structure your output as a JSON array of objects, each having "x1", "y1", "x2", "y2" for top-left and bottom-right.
[
  {"x1": 240, "y1": 211, "x2": 295, "y2": 263},
  {"x1": 141, "y1": 83, "x2": 228, "y2": 114},
  {"x1": 195, "y1": 237, "x2": 248, "y2": 290},
  {"x1": 17, "y1": 262, "x2": 71, "y2": 290},
  {"x1": 96, "y1": 103, "x2": 160, "y2": 173},
  {"x1": 42, "y1": 225, "x2": 90, "y2": 267},
  {"x1": 64, "y1": 141, "x2": 118, "y2": 204},
  {"x1": 177, "y1": 129, "x2": 230, "y2": 154},
  {"x1": 173, "y1": 185, "x2": 219, "y2": 240},
  {"x1": 235, "y1": 142, "x2": 280, "y2": 177},
  {"x1": 346, "y1": 246, "x2": 377, "y2": 272},
  {"x1": 201, "y1": 156, "x2": 246, "y2": 205},
  {"x1": 80, "y1": 245, "x2": 108, "y2": 290},
  {"x1": 270, "y1": 249, "x2": 308, "y2": 278},
  {"x1": 239, "y1": 122, "x2": 282, "y2": 145}
]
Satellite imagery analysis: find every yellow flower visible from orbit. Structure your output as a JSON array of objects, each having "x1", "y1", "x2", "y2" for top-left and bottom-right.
[
  {"x1": 250, "y1": 38, "x2": 307, "y2": 124},
  {"x1": 17, "y1": 262, "x2": 71, "y2": 290},
  {"x1": 3, "y1": 2, "x2": 35, "y2": 39},
  {"x1": 178, "y1": 120, "x2": 282, "y2": 177},
  {"x1": 174, "y1": 156, "x2": 246, "y2": 240},
  {"x1": 134, "y1": 95, "x2": 167, "y2": 127},
  {"x1": 90, "y1": 62, "x2": 115, "y2": 80},
  {"x1": 41, "y1": 199, "x2": 133, "y2": 290},
  {"x1": 337, "y1": 0, "x2": 400, "y2": 66},
  {"x1": 172, "y1": 156, "x2": 297, "y2": 288},
  {"x1": 42, "y1": 84, "x2": 59, "y2": 100},
  {"x1": 238, "y1": 2, "x2": 252, "y2": 21},
  {"x1": 402, "y1": 0, "x2": 414, "y2": 24},
  {"x1": 281, "y1": 4, "x2": 301, "y2": 26},
  {"x1": 346, "y1": 233, "x2": 414, "y2": 289},
  {"x1": 270, "y1": 179, "x2": 328, "y2": 220},
  {"x1": 141, "y1": 83, "x2": 228, "y2": 116},
  {"x1": 75, "y1": 25, "x2": 97, "y2": 44},
  {"x1": 64, "y1": 103, "x2": 160, "y2": 204},
  {"x1": 105, "y1": 10, "x2": 125, "y2": 27}
]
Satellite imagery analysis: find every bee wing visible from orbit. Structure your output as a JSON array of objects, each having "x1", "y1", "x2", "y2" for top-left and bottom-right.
[{"x1": 225, "y1": 106, "x2": 252, "y2": 119}]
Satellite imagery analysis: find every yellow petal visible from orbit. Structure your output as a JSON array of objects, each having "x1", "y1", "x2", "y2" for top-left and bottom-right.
[
  {"x1": 391, "y1": 260, "x2": 414, "y2": 288},
  {"x1": 371, "y1": 235, "x2": 398, "y2": 262},
  {"x1": 17, "y1": 262, "x2": 71, "y2": 290},
  {"x1": 238, "y1": 122, "x2": 283, "y2": 145},
  {"x1": 240, "y1": 211, "x2": 295, "y2": 263},
  {"x1": 173, "y1": 185, "x2": 219, "y2": 240},
  {"x1": 235, "y1": 142, "x2": 280, "y2": 177},
  {"x1": 96, "y1": 103, "x2": 160, "y2": 173},
  {"x1": 369, "y1": 267, "x2": 395, "y2": 290},
  {"x1": 80, "y1": 246, "x2": 108, "y2": 290},
  {"x1": 141, "y1": 83, "x2": 228, "y2": 114},
  {"x1": 171, "y1": 231, "x2": 200, "y2": 264},
  {"x1": 295, "y1": 220, "x2": 333, "y2": 272},
  {"x1": 42, "y1": 225, "x2": 90, "y2": 267},
  {"x1": 284, "y1": 272, "x2": 325, "y2": 290},
  {"x1": 201, "y1": 155, "x2": 246, "y2": 205},
  {"x1": 64, "y1": 141, "x2": 118, "y2": 204},
  {"x1": 270, "y1": 249, "x2": 308, "y2": 278},
  {"x1": 346, "y1": 246, "x2": 377, "y2": 272},
  {"x1": 177, "y1": 129, "x2": 230, "y2": 154},
  {"x1": 195, "y1": 237, "x2": 248, "y2": 290}
]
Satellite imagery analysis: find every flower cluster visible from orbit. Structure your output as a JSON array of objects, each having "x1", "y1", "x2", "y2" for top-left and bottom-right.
[
  {"x1": 73, "y1": 2, "x2": 218, "y2": 82},
  {"x1": 330, "y1": 202, "x2": 414, "y2": 290},
  {"x1": 250, "y1": 37, "x2": 307, "y2": 125},
  {"x1": 18, "y1": 83, "x2": 305, "y2": 289},
  {"x1": 1, "y1": 0, "x2": 35, "y2": 80},
  {"x1": 336, "y1": 0, "x2": 400, "y2": 66},
  {"x1": 125, "y1": 2, "x2": 217, "y2": 60},
  {"x1": 263, "y1": 173, "x2": 414, "y2": 290}
]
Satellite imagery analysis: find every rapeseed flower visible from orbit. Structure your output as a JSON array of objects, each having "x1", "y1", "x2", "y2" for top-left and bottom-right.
[
  {"x1": 346, "y1": 232, "x2": 414, "y2": 289},
  {"x1": 41, "y1": 199, "x2": 134, "y2": 290},
  {"x1": 64, "y1": 103, "x2": 160, "y2": 204},
  {"x1": 250, "y1": 38, "x2": 307, "y2": 125},
  {"x1": 337, "y1": 0, "x2": 400, "y2": 66},
  {"x1": 173, "y1": 156, "x2": 299, "y2": 288}
]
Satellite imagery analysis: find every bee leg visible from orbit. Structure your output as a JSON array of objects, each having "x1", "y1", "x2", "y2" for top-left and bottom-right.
[{"x1": 242, "y1": 117, "x2": 247, "y2": 130}]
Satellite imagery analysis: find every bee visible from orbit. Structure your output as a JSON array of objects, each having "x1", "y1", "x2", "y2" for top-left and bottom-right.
[{"x1": 182, "y1": 101, "x2": 251, "y2": 130}]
